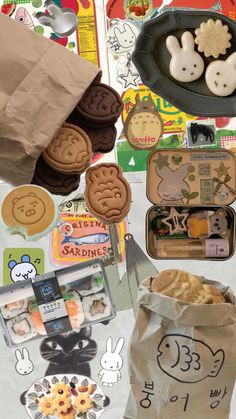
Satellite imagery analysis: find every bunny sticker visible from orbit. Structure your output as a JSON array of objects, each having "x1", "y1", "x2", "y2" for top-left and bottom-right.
[
  {"x1": 166, "y1": 31, "x2": 204, "y2": 82},
  {"x1": 15, "y1": 348, "x2": 34, "y2": 376},
  {"x1": 98, "y1": 337, "x2": 124, "y2": 387},
  {"x1": 107, "y1": 20, "x2": 139, "y2": 55},
  {"x1": 205, "y1": 52, "x2": 236, "y2": 96},
  {"x1": 156, "y1": 163, "x2": 191, "y2": 204}
]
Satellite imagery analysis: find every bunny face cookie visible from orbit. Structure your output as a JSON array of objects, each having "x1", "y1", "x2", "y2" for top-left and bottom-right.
[
  {"x1": 205, "y1": 52, "x2": 236, "y2": 96},
  {"x1": 166, "y1": 31, "x2": 204, "y2": 82},
  {"x1": 85, "y1": 163, "x2": 131, "y2": 223}
]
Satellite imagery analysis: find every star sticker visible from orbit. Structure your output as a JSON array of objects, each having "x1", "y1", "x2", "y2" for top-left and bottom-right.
[
  {"x1": 162, "y1": 207, "x2": 188, "y2": 235},
  {"x1": 214, "y1": 162, "x2": 230, "y2": 178},
  {"x1": 120, "y1": 69, "x2": 140, "y2": 89},
  {"x1": 153, "y1": 154, "x2": 169, "y2": 170}
]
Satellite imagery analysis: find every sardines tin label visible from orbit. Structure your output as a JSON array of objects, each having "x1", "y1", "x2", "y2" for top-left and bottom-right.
[
  {"x1": 50, "y1": 213, "x2": 127, "y2": 267},
  {"x1": 32, "y1": 277, "x2": 72, "y2": 335}
]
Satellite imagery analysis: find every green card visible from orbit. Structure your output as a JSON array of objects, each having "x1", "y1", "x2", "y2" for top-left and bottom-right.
[{"x1": 3, "y1": 248, "x2": 45, "y2": 285}]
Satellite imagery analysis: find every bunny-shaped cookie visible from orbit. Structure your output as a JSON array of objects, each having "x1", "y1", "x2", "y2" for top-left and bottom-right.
[
  {"x1": 205, "y1": 52, "x2": 236, "y2": 96},
  {"x1": 166, "y1": 31, "x2": 204, "y2": 82},
  {"x1": 156, "y1": 164, "x2": 191, "y2": 204},
  {"x1": 36, "y1": 0, "x2": 78, "y2": 37},
  {"x1": 114, "y1": 23, "x2": 136, "y2": 49},
  {"x1": 98, "y1": 337, "x2": 124, "y2": 387},
  {"x1": 15, "y1": 348, "x2": 34, "y2": 375}
]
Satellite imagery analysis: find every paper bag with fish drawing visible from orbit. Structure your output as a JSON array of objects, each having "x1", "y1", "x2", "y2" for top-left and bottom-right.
[
  {"x1": 0, "y1": 13, "x2": 101, "y2": 186},
  {"x1": 125, "y1": 276, "x2": 236, "y2": 419}
]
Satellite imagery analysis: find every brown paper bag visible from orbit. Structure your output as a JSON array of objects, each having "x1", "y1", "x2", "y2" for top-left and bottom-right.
[
  {"x1": 125, "y1": 276, "x2": 236, "y2": 419},
  {"x1": 0, "y1": 13, "x2": 101, "y2": 186}
]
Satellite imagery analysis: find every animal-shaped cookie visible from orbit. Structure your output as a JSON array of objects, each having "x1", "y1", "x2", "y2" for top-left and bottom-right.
[
  {"x1": 36, "y1": 0, "x2": 78, "y2": 37},
  {"x1": 156, "y1": 163, "x2": 191, "y2": 204},
  {"x1": 85, "y1": 163, "x2": 131, "y2": 224},
  {"x1": 205, "y1": 52, "x2": 236, "y2": 96},
  {"x1": 1, "y1": 185, "x2": 57, "y2": 240},
  {"x1": 124, "y1": 93, "x2": 163, "y2": 150},
  {"x1": 42, "y1": 123, "x2": 92, "y2": 174},
  {"x1": 166, "y1": 31, "x2": 204, "y2": 82}
]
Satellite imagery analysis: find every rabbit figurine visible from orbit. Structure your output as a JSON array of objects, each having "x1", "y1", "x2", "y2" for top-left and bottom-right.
[
  {"x1": 98, "y1": 337, "x2": 124, "y2": 387},
  {"x1": 166, "y1": 31, "x2": 204, "y2": 82},
  {"x1": 205, "y1": 52, "x2": 236, "y2": 96},
  {"x1": 156, "y1": 164, "x2": 191, "y2": 204},
  {"x1": 15, "y1": 348, "x2": 34, "y2": 376}
]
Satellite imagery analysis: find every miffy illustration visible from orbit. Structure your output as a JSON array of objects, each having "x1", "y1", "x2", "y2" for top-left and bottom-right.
[
  {"x1": 36, "y1": 0, "x2": 78, "y2": 37},
  {"x1": 15, "y1": 348, "x2": 34, "y2": 376},
  {"x1": 205, "y1": 52, "x2": 236, "y2": 96},
  {"x1": 166, "y1": 31, "x2": 204, "y2": 82},
  {"x1": 8, "y1": 255, "x2": 37, "y2": 283},
  {"x1": 156, "y1": 164, "x2": 191, "y2": 204},
  {"x1": 114, "y1": 23, "x2": 136, "y2": 49},
  {"x1": 98, "y1": 337, "x2": 124, "y2": 387}
]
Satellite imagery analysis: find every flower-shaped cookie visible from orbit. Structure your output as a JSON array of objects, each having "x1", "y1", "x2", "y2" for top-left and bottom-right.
[
  {"x1": 195, "y1": 19, "x2": 232, "y2": 58},
  {"x1": 54, "y1": 396, "x2": 72, "y2": 414},
  {"x1": 59, "y1": 407, "x2": 76, "y2": 419},
  {"x1": 52, "y1": 383, "x2": 71, "y2": 398},
  {"x1": 74, "y1": 393, "x2": 93, "y2": 413},
  {"x1": 39, "y1": 396, "x2": 55, "y2": 416}
]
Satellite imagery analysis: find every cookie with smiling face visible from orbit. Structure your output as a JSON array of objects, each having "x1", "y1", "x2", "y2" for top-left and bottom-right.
[
  {"x1": 42, "y1": 123, "x2": 92, "y2": 174},
  {"x1": 85, "y1": 163, "x2": 131, "y2": 224},
  {"x1": 1, "y1": 185, "x2": 57, "y2": 240}
]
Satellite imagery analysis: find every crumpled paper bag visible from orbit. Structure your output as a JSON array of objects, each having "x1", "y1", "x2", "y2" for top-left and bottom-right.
[
  {"x1": 125, "y1": 276, "x2": 236, "y2": 419},
  {"x1": 0, "y1": 13, "x2": 101, "y2": 185}
]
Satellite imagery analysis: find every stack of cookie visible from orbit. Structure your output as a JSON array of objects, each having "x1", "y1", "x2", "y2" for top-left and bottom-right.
[
  {"x1": 67, "y1": 82, "x2": 123, "y2": 153},
  {"x1": 31, "y1": 82, "x2": 123, "y2": 195},
  {"x1": 150, "y1": 269, "x2": 226, "y2": 304}
]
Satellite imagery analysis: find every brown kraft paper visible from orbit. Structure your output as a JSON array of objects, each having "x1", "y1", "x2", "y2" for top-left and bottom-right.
[
  {"x1": 125, "y1": 276, "x2": 236, "y2": 419},
  {"x1": 0, "y1": 13, "x2": 101, "y2": 186}
]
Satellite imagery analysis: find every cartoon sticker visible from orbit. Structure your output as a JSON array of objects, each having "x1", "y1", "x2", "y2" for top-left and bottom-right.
[
  {"x1": 157, "y1": 334, "x2": 225, "y2": 383},
  {"x1": 124, "y1": 93, "x2": 163, "y2": 149},
  {"x1": 99, "y1": 337, "x2": 124, "y2": 387},
  {"x1": 15, "y1": 347, "x2": 34, "y2": 376},
  {"x1": 107, "y1": 19, "x2": 139, "y2": 55},
  {"x1": 3, "y1": 248, "x2": 45, "y2": 285}
]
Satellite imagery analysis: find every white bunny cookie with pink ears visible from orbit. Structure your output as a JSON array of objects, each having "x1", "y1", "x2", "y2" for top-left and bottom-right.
[
  {"x1": 166, "y1": 31, "x2": 205, "y2": 82},
  {"x1": 205, "y1": 52, "x2": 236, "y2": 96}
]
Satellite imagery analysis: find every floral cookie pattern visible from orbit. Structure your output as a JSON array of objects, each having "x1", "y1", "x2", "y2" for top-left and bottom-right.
[
  {"x1": 42, "y1": 123, "x2": 92, "y2": 174},
  {"x1": 1, "y1": 185, "x2": 57, "y2": 240},
  {"x1": 85, "y1": 163, "x2": 132, "y2": 224}
]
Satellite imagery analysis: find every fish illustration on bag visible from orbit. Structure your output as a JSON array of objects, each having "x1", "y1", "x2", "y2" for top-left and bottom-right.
[
  {"x1": 156, "y1": 334, "x2": 225, "y2": 383},
  {"x1": 15, "y1": 7, "x2": 34, "y2": 28},
  {"x1": 61, "y1": 233, "x2": 110, "y2": 246},
  {"x1": 59, "y1": 197, "x2": 88, "y2": 213}
]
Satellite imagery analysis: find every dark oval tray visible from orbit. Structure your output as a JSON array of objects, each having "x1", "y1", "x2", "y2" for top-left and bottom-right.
[{"x1": 132, "y1": 11, "x2": 236, "y2": 117}]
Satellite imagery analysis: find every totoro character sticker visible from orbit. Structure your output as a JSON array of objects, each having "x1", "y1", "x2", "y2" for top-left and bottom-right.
[
  {"x1": 124, "y1": 94, "x2": 163, "y2": 150},
  {"x1": 157, "y1": 334, "x2": 225, "y2": 383}
]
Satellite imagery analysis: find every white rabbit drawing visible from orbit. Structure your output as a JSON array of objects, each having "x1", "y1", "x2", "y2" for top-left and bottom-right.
[
  {"x1": 156, "y1": 164, "x2": 191, "y2": 204},
  {"x1": 15, "y1": 347, "x2": 34, "y2": 375},
  {"x1": 166, "y1": 31, "x2": 204, "y2": 82},
  {"x1": 98, "y1": 337, "x2": 124, "y2": 387},
  {"x1": 205, "y1": 52, "x2": 236, "y2": 97},
  {"x1": 114, "y1": 23, "x2": 136, "y2": 49}
]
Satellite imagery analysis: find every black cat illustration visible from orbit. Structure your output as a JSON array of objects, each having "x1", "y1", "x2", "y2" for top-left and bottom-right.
[
  {"x1": 190, "y1": 123, "x2": 215, "y2": 144},
  {"x1": 40, "y1": 327, "x2": 97, "y2": 377},
  {"x1": 21, "y1": 327, "x2": 110, "y2": 407}
]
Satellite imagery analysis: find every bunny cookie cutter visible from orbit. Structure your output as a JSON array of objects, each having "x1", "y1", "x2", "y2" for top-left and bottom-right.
[{"x1": 36, "y1": 0, "x2": 78, "y2": 38}]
